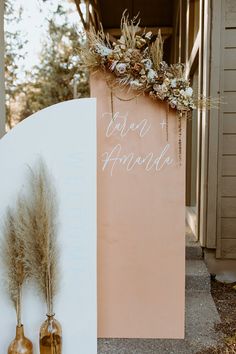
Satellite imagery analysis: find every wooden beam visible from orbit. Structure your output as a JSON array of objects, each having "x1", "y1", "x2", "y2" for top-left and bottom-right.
[
  {"x1": 74, "y1": 0, "x2": 102, "y2": 30},
  {"x1": 89, "y1": 8, "x2": 96, "y2": 28},
  {"x1": 85, "y1": 0, "x2": 89, "y2": 26},
  {"x1": 178, "y1": 0, "x2": 182, "y2": 63},
  {"x1": 185, "y1": 0, "x2": 190, "y2": 64},
  {"x1": 199, "y1": 0, "x2": 211, "y2": 247},
  {"x1": 74, "y1": 0, "x2": 87, "y2": 30},
  {"x1": 170, "y1": 0, "x2": 180, "y2": 64},
  {"x1": 185, "y1": 30, "x2": 200, "y2": 77}
]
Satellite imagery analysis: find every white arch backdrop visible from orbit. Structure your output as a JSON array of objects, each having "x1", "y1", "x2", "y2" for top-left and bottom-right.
[{"x1": 0, "y1": 98, "x2": 97, "y2": 354}]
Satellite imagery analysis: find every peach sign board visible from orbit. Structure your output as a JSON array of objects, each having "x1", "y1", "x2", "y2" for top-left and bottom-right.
[
  {"x1": 91, "y1": 71, "x2": 186, "y2": 339},
  {"x1": 0, "y1": 99, "x2": 97, "y2": 354}
]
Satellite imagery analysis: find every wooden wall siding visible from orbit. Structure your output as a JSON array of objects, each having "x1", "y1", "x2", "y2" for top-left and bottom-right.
[
  {"x1": 206, "y1": 0, "x2": 222, "y2": 248},
  {"x1": 223, "y1": 135, "x2": 236, "y2": 154},
  {"x1": 221, "y1": 218, "x2": 236, "y2": 238},
  {"x1": 224, "y1": 49, "x2": 236, "y2": 70},
  {"x1": 224, "y1": 29, "x2": 236, "y2": 47},
  {"x1": 217, "y1": 0, "x2": 236, "y2": 258},
  {"x1": 223, "y1": 93, "x2": 236, "y2": 112},
  {"x1": 222, "y1": 177, "x2": 236, "y2": 197},
  {"x1": 225, "y1": 0, "x2": 236, "y2": 27},
  {"x1": 221, "y1": 239, "x2": 236, "y2": 258},
  {"x1": 222, "y1": 156, "x2": 236, "y2": 175},
  {"x1": 223, "y1": 114, "x2": 236, "y2": 133},
  {"x1": 221, "y1": 198, "x2": 236, "y2": 217},
  {"x1": 224, "y1": 71, "x2": 236, "y2": 90}
]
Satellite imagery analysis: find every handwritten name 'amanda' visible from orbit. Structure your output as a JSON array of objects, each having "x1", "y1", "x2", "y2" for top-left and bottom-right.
[{"x1": 102, "y1": 144, "x2": 173, "y2": 176}]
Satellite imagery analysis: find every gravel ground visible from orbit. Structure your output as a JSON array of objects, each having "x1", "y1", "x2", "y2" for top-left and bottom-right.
[{"x1": 196, "y1": 279, "x2": 236, "y2": 354}]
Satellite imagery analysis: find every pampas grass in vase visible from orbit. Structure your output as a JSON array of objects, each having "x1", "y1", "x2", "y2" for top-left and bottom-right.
[
  {"x1": 1, "y1": 205, "x2": 33, "y2": 354},
  {"x1": 24, "y1": 159, "x2": 62, "y2": 354}
]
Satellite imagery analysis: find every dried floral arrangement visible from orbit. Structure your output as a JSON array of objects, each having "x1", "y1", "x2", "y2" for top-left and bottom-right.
[
  {"x1": 1, "y1": 158, "x2": 61, "y2": 353},
  {"x1": 81, "y1": 13, "x2": 196, "y2": 113},
  {"x1": 0, "y1": 158, "x2": 61, "y2": 354},
  {"x1": 1, "y1": 159, "x2": 59, "y2": 320}
]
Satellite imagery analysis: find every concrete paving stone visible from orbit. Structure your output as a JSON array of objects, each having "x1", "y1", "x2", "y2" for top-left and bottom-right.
[
  {"x1": 186, "y1": 230, "x2": 203, "y2": 260},
  {"x1": 186, "y1": 260, "x2": 211, "y2": 292}
]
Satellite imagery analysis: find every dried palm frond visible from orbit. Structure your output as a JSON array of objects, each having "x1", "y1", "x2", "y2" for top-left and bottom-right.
[
  {"x1": 170, "y1": 63, "x2": 184, "y2": 79},
  {"x1": 1, "y1": 204, "x2": 27, "y2": 326},
  {"x1": 195, "y1": 95, "x2": 224, "y2": 110},
  {"x1": 80, "y1": 25, "x2": 111, "y2": 69},
  {"x1": 23, "y1": 158, "x2": 59, "y2": 316},
  {"x1": 150, "y1": 29, "x2": 163, "y2": 70},
  {"x1": 120, "y1": 11, "x2": 141, "y2": 49}
]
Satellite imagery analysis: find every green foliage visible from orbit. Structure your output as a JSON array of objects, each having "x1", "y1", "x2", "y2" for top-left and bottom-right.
[
  {"x1": 5, "y1": 2, "x2": 89, "y2": 127},
  {"x1": 4, "y1": 0, "x2": 27, "y2": 127}
]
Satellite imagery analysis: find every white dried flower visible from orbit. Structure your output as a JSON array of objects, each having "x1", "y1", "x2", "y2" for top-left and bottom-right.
[
  {"x1": 95, "y1": 44, "x2": 112, "y2": 57},
  {"x1": 163, "y1": 78, "x2": 170, "y2": 86},
  {"x1": 115, "y1": 63, "x2": 127, "y2": 75},
  {"x1": 147, "y1": 69, "x2": 157, "y2": 82},
  {"x1": 161, "y1": 83, "x2": 169, "y2": 93},
  {"x1": 142, "y1": 59, "x2": 153, "y2": 70},
  {"x1": 169, "y1": 98, "x2": 177, "y2": 108},
  {"x1": 153, "y1": 84, "x2": 161, "y2": 92},
  {"x1": 185, "y1": 87, "x2": 193, "y2": 97},
  {"x1": 118, "y1": 35, "x2": 126, "y2": 44},
  {"x1": 145, "y1": 31, "x2": 152, "y2": 40},
  {"x1": 171, "y1": 79, "x2": 177, "y2": 88},
  {"x1": 130, "y1": 79, "x2": 143, "y2": 89},
  {"x1": 180, "y1": 89, "x2": 186, "y2": 97}
]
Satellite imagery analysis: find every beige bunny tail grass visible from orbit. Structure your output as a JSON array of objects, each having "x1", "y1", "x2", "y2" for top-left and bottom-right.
[
  {"x1": 1, "y1": 206, "x2": 27, "y2": 325},
  {"x1": 24, "y1": 158, "x2": 59, "y2": 315}
]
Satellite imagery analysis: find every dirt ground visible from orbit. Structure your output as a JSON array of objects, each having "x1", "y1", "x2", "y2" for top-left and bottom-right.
[{"x1": 197, "y1": 279, "x2": 236, "y2": 354}]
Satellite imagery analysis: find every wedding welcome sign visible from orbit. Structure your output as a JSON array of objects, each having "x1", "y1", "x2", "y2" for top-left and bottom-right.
[
  {"x1": 0, "y1": 99, "x2": 97, "y2": 353},
  {"x1": 91, "y1": 71, "x2": 186, "y2": 339}
]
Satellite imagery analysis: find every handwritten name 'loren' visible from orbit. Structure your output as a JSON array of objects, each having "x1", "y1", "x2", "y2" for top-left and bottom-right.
[
  {"x1": 102, "y1": 144, "x2": 173, "y2": 176},
  {"x1": 103, "y1": 112, "x2": 151, "y2": 138}
]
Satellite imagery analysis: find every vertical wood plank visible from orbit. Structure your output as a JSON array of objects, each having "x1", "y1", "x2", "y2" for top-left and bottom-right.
[
  {"x1": 206, "y1": 0, "x2": 222, "y2": 248},
  {"x1": 196, "y1": 0, "x2": 203, "y2": 243},
  {"x1": 221, "y1": 218, "x2": 236, "y2": 238},
  {"x1": 206, "y1": 0, "x2": 222, "y2": 249},
  {"x1": 223, "y1": 113, "x2": 236, "y2": 133},
  {"x1": 224, "y1": 29, "x2": 236, "y2": 47},
  {"x1": 225, "y1": 0, "x2": 236, "y2": 27},
  {"x1": 185, "y1": 0, "x2": 190, "y2": 64},
  {"x1": 224, "y1": 49, "x2": 236, "y2": 70},
  {"x1": 216, "y1": 0, "x2": 226, "y2": 258},
  {"x1": 222, "y1": 177, "x2": 236, "y2": 196},
  {"x1": 199, "y1": 0, "x2": 211, "y2": 247},
  {"x1": 221, "y1": 239, "x2": 236, "y2": 258}
]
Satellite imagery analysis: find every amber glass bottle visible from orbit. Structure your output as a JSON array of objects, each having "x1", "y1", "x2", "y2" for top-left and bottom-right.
[
  {"x1": 8, "y1": 325, "x2": 33, "y2": 354},
  {"x1": 39, "y1": 314, "x2": 62, "y2": 354}
]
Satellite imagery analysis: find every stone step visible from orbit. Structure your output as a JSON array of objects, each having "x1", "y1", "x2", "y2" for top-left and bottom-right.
[
  {"x1": 186, "y1": 228, "x2": 203, "y2": 260},
  {"x1": 98, "y1": 290, "x2": 221, "y2": 354},
  {"x1": 186, "y1": 259, "x2": 211, "y2": 292}
]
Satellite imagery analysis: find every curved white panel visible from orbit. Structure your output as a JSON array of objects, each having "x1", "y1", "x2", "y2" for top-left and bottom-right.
[{"x1": 0, "y1": 98, "x2": 97, "y2": 354}]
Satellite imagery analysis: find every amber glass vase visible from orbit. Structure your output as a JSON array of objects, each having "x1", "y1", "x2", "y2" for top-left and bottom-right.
[
  {"x1": 39, "y1": 314, "x2": 62, "y2": 354},
  {"x1": 8, "y1": 325, "x2": 33, "y2": 354}
]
